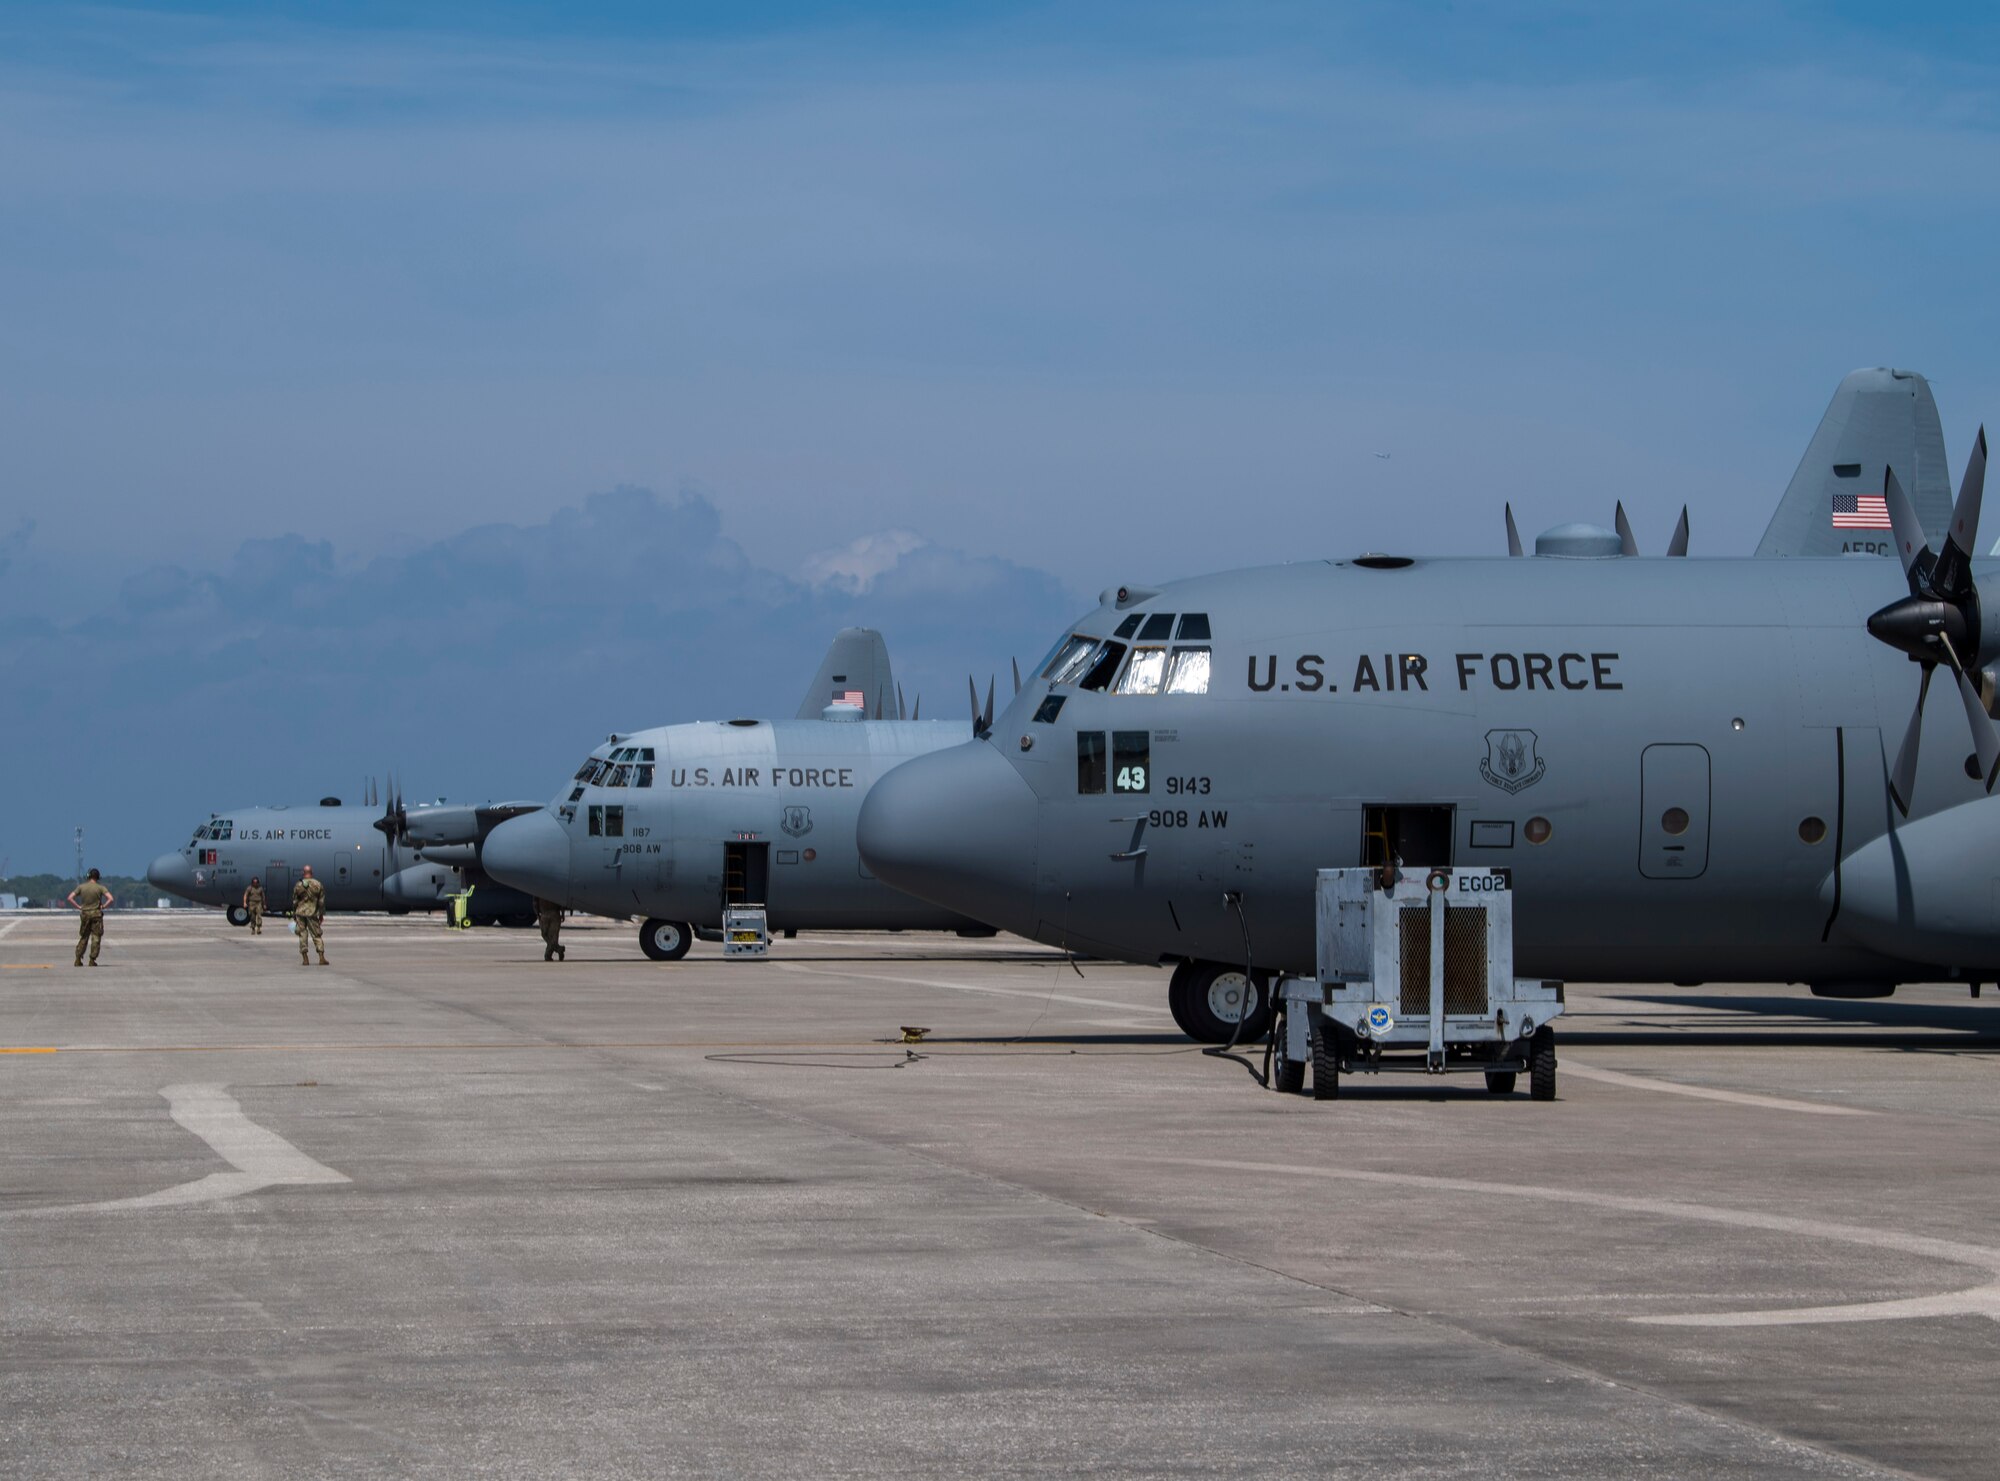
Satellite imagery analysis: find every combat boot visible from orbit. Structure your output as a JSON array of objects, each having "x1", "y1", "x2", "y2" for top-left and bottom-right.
[
  {"x1": 557, "y1": 945, "x2": 566, "y2": 961},
  {"x1": 318, "y1": 955, "x2": 329, "y2": 966}
]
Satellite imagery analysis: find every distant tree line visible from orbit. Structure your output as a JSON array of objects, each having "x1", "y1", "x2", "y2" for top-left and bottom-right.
[{"x1": 0, "y1": 874, "x2": 185, "y2": 909}]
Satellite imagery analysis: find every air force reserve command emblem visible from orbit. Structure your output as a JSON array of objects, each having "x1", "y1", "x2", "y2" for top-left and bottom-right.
[
  {"x1": 780, "y1": 805, "x2": 814, "y2": 839},
  {"x1": 1480, "y1": 729, "x2": 1545, "y2": 794}
]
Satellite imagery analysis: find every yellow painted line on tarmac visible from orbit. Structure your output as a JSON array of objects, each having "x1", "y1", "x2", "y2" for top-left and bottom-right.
[
  {"x1": 0, "y1": 1047, "x2": 58, "y2": 1054},
  {"x1": 2, "y1": 964, "x2": 54, "y2": 970}
]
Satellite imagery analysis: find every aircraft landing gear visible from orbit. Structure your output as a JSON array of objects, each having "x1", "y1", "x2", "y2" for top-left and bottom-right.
[
  {"x1": 225, "y1": 905, "x2": 250, "y2": 928},
  {"x1": 639, "y1": 918, "x2": 693, "y2": 962},
  {"x1": 1167, "y1": 960, "x2": 1273, "y2": 1043}
]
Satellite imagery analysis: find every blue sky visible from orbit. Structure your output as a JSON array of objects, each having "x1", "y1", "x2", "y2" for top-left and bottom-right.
[{"x1": 4, "y1": 3, "x2": 1999, "y2": 870}]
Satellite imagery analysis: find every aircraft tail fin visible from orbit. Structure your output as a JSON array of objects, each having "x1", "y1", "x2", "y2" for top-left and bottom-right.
[
  {"x1": 796, "y1": 627, "x2": 896, "y2": 720},
  {"x1": 1757, "y1": 367, "x2": 1952, "y2": 558}
]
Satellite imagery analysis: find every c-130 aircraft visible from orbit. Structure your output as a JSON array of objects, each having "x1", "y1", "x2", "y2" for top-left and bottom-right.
[
  {"x1": 147, "y1": 784, "x2": 544, "y2": 926},
  {"x1": 480, "y1": 628, "x2": 1003, "y2": 958},
  {"x1": 858, "y1": 370, "x2": 1996, "y2": 1041}
]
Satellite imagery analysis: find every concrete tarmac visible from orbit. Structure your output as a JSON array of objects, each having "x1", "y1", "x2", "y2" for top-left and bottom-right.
[{"x1": 4, "y1": 911, "x2": 2000, "y2": 1478}]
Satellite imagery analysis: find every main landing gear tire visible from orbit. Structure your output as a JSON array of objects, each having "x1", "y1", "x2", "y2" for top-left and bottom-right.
[
  {"x1": 639, "y1": 918, "x2": 692, "y2": 962},
  {"x1": 1311, "y1": 1022, "x2": 1341, "y2": 1100},
  {"x1": 1529, "y1": 1026, "x2": 1557, "y2": 1101},
  {"x1": 1167, "y1": 960, "x2": 1273, "y2": 1044},
  {"x1": 225, "y1": 905, "x2": 250, "y2": 928},
  {"x1": 1270, "y1": 1009, "x2": 1306, "y2": 1095}
]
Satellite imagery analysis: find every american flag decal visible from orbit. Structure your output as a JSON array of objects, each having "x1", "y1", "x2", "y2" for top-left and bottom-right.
[{"x1": 1831, "y1": 493, "x2": 1892, "y2": 529}]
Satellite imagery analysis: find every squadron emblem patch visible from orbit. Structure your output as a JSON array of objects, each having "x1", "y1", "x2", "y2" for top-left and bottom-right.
[
  {"x1": 780, "y1": 805, "x2": 814, "y2": 838},
  {"x1": 1480, "y1": 729, "x2": 1545, "y2": 794}
]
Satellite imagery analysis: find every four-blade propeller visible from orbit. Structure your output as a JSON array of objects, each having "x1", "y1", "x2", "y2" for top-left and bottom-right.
[{"x1": 1866, "y1": 427, "x2": 1995, "y2": 815}]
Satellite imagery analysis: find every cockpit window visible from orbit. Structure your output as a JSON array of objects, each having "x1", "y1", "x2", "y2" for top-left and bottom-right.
[
  {"x1": 637, "y1": 764, "x2": 655, "y2": 787},
  {"x1": 1164, "y1": 646, "x2": 1212, "y2": 694},
  {"x1": 1077, "y1": 641, "x2": 1128, "y2": 692},
  {"x1": 608, "y1": 764, "x2": 634, "y2": 788},
  {"x1": 1032, "y1": 694, "x2": 1067, "y2": 724},
  {"x1": 1044, "y1": 636, "x2": 1097, "y2": 684},
  {"x1": 574, "y1": 760, "x2": 598, "y2": 782},
  {"x1": 1138, "y1": 613, "x2": 1175, "y2": 642},
  {"x1": 1114, "y1": 647, "x2": 1166, "y2": 695},
  {"x1": 1113, "y1": 613, "x2": 1143, "y2": 639},
  {"x1": 1177, "y1": 613, "x2": 1210, "y2": 641}
]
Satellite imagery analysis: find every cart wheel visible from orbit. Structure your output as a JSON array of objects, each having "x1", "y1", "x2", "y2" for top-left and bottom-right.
[
  {"x1": 226, "y1": 905, "x2": 250, "y2": 928},
  {"x1": 1529, "y1": 1026, "x2": 1557, "y2": 1101},
  {"x1": 1485, "y1": 1070, "x2": 1517, "y2": 1095},
  {"x1": 1271, "y1": 1011, "x2": 1305, "y2": 1095},
  {"x1": 1310, "y1": 1023, "x2": 1341, "y2": 1100}
]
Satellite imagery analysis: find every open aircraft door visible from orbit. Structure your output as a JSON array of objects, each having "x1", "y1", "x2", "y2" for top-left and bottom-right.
[{"x1": 1639, "y1": 744, "x2": 1710, "y2": 879}]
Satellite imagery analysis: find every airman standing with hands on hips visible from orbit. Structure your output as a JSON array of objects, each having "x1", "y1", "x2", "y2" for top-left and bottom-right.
[
  {"x1": 68, "y1": 868, "x2": 112, "y2": 967},
  {"x1": 243, "y1": 876, "x2": 266, "y2": 934},
  {"x1": 293, "y1": 865, "x2": 328, "y2": 966}
]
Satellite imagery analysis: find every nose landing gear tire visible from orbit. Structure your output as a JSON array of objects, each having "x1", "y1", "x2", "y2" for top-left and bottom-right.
[
  {"x1": 639, "y1": 918, "x2": 692, "y2": 962},
  {"x1": 225, "y1": 905, "x2": 250, "y2": 928},
  {"x1": 1167, "y1": 960, "x2": 1273, "y2": 1044}
]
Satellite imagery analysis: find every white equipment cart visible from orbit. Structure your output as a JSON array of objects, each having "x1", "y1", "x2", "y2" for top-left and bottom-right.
[
  {"x1": 722, "y1": 904, "x2": 770, "y2": 959},
  {"x1": 1272, "y1": 865, "x2": 1563, "y2": 1100}
]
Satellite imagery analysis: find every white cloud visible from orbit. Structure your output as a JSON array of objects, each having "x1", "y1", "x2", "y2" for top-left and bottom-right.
[{"x1": 801, "y1": 529, "x2": 926, "y2": 593}]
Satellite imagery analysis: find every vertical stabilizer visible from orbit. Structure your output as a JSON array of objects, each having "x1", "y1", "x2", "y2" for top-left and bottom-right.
[
  {"x1": 1757, "y1": 368, "x2": 1951, "y2": 557},
  {"x1": 796, "y1": 628, "x2": 896, "y2": 720}
]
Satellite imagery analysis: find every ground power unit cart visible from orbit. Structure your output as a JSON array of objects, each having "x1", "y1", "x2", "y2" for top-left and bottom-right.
[{"x1": 1273, "y1": 865, "x2": 1563, "y2": 1100}]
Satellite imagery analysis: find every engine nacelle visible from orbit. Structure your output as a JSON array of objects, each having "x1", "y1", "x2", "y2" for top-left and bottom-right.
[{"x1": 1823, "y1": 793, "x2": 2000, "y2": 969}]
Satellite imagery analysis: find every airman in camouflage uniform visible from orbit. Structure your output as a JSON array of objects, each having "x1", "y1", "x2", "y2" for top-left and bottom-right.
[
  {"x1": 536, "y1": 897, "x2": 566, "y2": 961},
  {"x1": 243, "y1": 877, "x2": 267, "y2": 935},
  {"x1": 68, "y1": 869, "x2": 112, "y2": 967},
  {"x1": 293, "y1": 865, "x2": 328, "y2": 966}
]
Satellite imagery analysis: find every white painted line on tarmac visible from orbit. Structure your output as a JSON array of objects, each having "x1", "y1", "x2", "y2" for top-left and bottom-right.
[
  {"x1": 776, "y1": 962, "x2": 1174, "y2": 1018},
  {"x1": 11, "y1": 1083, "x2": 349, "y2": 1216},
  {"x1": 1561, "y1": 1059, "x2": 1872, "y2": 1116},
  {"x1": 0, "y1": 920, "x2": 21, "y2": 940},
  {"x1": 1164, "y1": 1158, "x2": 2000, "y2": 1327}
]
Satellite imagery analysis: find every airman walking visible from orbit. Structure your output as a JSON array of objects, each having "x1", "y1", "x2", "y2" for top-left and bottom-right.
[
  {"x1": 536, "y1": 897, "x2": 566, "y2": 961},
  {"x1": 243, "y1": 877, "x2": 267, "y2": 934},
  {"x1": 67, "y1": 868, "x2": 112, "y2": 967},
  {"x1": 293, "y1": 865, "x2": 328, "y2": 966}
]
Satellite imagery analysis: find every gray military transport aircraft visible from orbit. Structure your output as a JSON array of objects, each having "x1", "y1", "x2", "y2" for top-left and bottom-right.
[
  {"x1": 480, "y1": 628, "x2": 1005, "y2": 959},
  {"x1": 147, "y1": 783, "x2": 544, "y2": 926},
  {"x1": 856, "y1": 373, "x2": 1996, "y2": 1042}
]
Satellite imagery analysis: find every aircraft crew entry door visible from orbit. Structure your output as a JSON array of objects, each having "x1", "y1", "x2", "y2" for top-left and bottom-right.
[
  {"x1": 1639, "y1": 744, "x2": 1710, "y2": 879},
  {"x1": 724, "y1": 842, "x2": 770, "y2": 906}
]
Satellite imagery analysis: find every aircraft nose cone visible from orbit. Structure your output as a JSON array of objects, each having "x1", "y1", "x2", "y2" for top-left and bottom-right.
[
  {"x1": 147, "y1": 851, "x2": 193, "y2": 896},
  {"x1": 859, "y1": 743, "x2": 1038, "y2": 932},
  {"x1": 481, "y1": 811, "x2": 574, "y2": 907}
]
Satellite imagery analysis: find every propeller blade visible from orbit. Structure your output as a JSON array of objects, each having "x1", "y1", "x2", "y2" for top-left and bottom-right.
[
  {"x1": 1666, "y1": 506, "x2": 1689, "y2": 558},
  {"x1": 911, "y1": 694, "x2": 920, "y2": 721},
  {"x1": 984, "y1": 676, "x2": 996, "y2": 728},
  {"x1": 1932, "y1": 425, "x2": 1988, "y2": 600},
  {"x1": 1504, "y1": 502, "x2": 1523, "y2": 558},
  {"x1": 1883, "y1": 466, "x2": 1933, "y2": 591},
  {"x1": 897, "y1": 682, "x2": 906, "y2": 721},
  {"x1": 968, "y1": 675, "x2": 982, "y2": 735},
  {"x1": 1614, "y1": 501, "x2": 1639, "y2": 557},
  {"x1": 1888, "y1": 664, "x2": 1934, "y2": 817},
  {"x1": 1012, "y1": 657, "x2": 1022, "y2": 695},
  {"x1": 1939, "y1": 631, "x2": 2000, "y2": 791}
]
